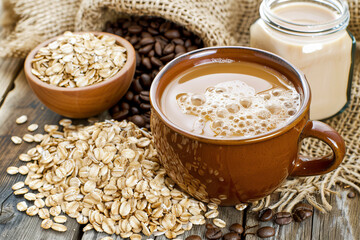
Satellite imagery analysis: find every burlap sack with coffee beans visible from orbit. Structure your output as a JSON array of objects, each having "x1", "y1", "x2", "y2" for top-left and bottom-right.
[{"x1": 2, "y1": 0, "x2": 360, "y2": 212}]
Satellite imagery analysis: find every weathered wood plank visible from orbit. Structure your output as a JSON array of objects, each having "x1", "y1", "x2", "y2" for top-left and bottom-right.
[
  {"x1": 0, "y1": 57, "x2": 23, "y2": 104},
  {"x1": 311, "y1": 189, "x2": 360, "y2": 240},
  {"x1": 0, "y1": 70, "x2": 81, "y2": 240}
]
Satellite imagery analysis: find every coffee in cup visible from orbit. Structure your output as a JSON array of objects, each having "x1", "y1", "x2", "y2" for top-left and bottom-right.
[{"x1": 161, "y1": 61, "x2": 300, "y2": 138}]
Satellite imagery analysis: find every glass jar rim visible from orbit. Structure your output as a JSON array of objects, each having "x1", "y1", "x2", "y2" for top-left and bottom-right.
[{"x1": 260, "y1": 0, "x2": 350, "y2": 36}]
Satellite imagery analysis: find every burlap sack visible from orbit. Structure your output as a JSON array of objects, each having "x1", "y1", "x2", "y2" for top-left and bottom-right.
[{"x1": 1, "y1": 0, "x2": 360, "y2": 211}]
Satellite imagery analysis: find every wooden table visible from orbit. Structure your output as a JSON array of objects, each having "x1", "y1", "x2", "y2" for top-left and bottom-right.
[{"x1": 0, "y1": 57, "x2": 359, "y2": 240}]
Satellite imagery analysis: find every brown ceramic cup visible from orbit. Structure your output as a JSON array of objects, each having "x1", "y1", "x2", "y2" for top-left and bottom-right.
[{"x1": 150, "y1": 46, "x2": 346, "y2": 206}]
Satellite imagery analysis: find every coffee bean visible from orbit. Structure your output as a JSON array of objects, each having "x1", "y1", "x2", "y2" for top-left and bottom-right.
[
  {"x1": 223, "y1": 232, "x2": 240, "y2": 240},
  {"x1": 154, "y1": 41, "x2": 162, "y2": 56},
  {"x1": 140, "y1": 74, "x2": 152, "y2": 88},
  {"x1": 151, "y1": 69, "x2": 159, "y2": 79},
  {"x1": 140, "y1": 91, "x2": 150, "y2": 102},
  {"x1": 258, "y1": 208, "x2": 274, "y2": 222},
  {"x1": 148, "y1": 27, "x2": 159, "y2": 35},
  {"x1": 135, "y1": 52, "x2": 141, "y2": 66},
  {"x1": 205, "y1": 227, "x2": 222, "y2": 239},
  {"x1": 206, "y1": 223, "x2": 215, "y2": 229},
  {"x1": 187, "y1": 45, "x2": 198, "y2": 52},
  {"x1": 110, "y1": 105, "x2": 120, "y2": 115},
  {"x1": 159, "y1": 22, "x2": 171, "y2": 32},
  {"x1": 160, "y1": 53, "x2": 175, "y2": 62},
  {"x1": 130, "y1": 36, "x2": 139, "y2": 45},
  {"x1": 113, "y1": 109, "x2": 129, "y2": 121},
  {"x1": 120, "y1": 102, "x2": 130, "y2": 110},
  {"x1": 185, "y1": 235, "x2": 201, "y2": 240},
  {"x1": 130, "y1": 107, "x2": 140, "y2": 115},
  {"x1": 154, "y1": 35, "x2": 167, "y2": 43},
  {"x1": 257, "y1": 226, "x2": 275, "y2": 238},
  {"x1": 292, "y1": 203, "x2": 313, "y2": 222},
  {"x1": 229, "y1": 223, "x2": 244, "y2": 234},
  {"x1": 141, "y1": 32, "x2": 152, "y2": 38},
  {"x1": 129, "y1": 115, "x2": 146, "y2": 127},
  {"x1": 139, "y1": 37, "x2": 155, "y2": 46},
  {"x1": 185, "y1": 39, "x2": 192, "y2": 48},
  {"x1": 348, "y1": 190, "x2": 356, "y2": 198},
  {"x1": 140, "y1": 103, "x2": 151, "y2": 110},
  {"x1": 274, "y1": 212, "x2": 293, "y2": 225},
  {"x1": 165, "y1": 29, "x2": 180, "y2": 39},
  {"x1": 150, "y1": 21, "x2": 160, "y2": 29},
  {"x1": 293, "y1": 203, "x2": 313, "y2": 212},
  {"x1": 131, "y1": 78, "x2": 143, "y2": 93},
  {"x1": 125, "y1": 91, "x2": 134, "y2": 102},
  {"x1": 175, "y1": 44, "x2": 186, "y2": 54},
  {"x1": 128, "y1": 25, "x2": 142, "y2": 34},
  {"x1": 133, "y1": 94, "x2": 142, "y2": 105},
  {"x1": 150, "y1": 57, "x2": 163, "y2": 67},
  {"x1": 163, "y1": 43, "x2": 175, "y2": 55},
  {"x1": 148, "y1": 50, "x2": 155, "y2": 58},
  {"x1": 138, "y1": 44, "x2": 153, "y2": 54},
  {"x1": 141, "y1": 57, "x2": 152, "y2": 70},
  {"x1": 172, "y1": 38, "x2": 184, "y2": 45}
]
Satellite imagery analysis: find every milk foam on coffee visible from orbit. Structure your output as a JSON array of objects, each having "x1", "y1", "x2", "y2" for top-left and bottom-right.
[{"x1": 161, "y1": 61, "x2": 301, "y2": 138}]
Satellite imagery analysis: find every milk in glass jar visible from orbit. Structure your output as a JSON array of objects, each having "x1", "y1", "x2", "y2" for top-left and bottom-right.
[{"x1": 250, "y1": 0, "x2": 355, "y2": 120}]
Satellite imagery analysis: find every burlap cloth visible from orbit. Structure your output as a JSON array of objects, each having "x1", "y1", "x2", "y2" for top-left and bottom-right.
[{"x1": 1, "y1": 0, "x2": 360, "y2": 212}]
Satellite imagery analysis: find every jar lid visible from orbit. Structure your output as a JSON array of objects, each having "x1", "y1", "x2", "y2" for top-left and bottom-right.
[{"x1": 260, "y1": 0, "x2": 350, "y2": 36}]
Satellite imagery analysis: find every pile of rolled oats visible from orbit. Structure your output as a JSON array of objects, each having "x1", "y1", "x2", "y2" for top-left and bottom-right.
[
  {"x1": 31, "y1": 31, "x2": 127, "y2": 88},
  {"x1": 6, "y1": 119, "x2": 231, "y2": 239}
]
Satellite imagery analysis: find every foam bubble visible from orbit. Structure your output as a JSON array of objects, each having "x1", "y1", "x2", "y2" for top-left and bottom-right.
[{"x1": 176, "y1": 80, "x2": 300, "y2": 137}]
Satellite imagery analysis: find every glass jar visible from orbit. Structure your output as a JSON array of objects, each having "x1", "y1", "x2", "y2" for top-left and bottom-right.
[{"x1": 250, "y1": 0, "x2": 355, "y2": 120}]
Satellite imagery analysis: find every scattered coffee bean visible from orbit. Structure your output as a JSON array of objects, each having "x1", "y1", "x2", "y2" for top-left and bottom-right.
[
  {"x1": 257, "y1": 226, "x2": 275, "y2": 238},
  {"x1": 205, "y1": 227, "x2": 222, "y2": 239},
  {"x1": 258, "y1": 208, "x2": 274, "y2": 222},
  {"x1": 347, "y1": 190, "x2": 356, "y2": 198},
  {"x1": 292, "y1": 203, "x2": 313, "y2": 222},
  {"x1": 185, "y1": 235, "x2": 202, "y2": 240},
  {"x1": 223, "y1": 232, "x2": 240, "y2": 240},
  {"x1": 274, "y1": 212, "x2": 293, "y2": 225},
  {"x1": 229, "y1": 223, "x2": 244, "y2": 234},
  {"x1": 107, "y1": 17, "x2": 203, "y2": 127}
]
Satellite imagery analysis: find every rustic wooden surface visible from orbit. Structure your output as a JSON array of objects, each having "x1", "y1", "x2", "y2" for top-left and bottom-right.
[{"x1": 0, "y1": 58, "x2": 359, "y2": 240}]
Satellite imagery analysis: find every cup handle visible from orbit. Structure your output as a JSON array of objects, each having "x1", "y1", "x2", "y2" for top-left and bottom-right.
[{"x1": 290, "y1": 120, "x2": 346, "y2": 177}]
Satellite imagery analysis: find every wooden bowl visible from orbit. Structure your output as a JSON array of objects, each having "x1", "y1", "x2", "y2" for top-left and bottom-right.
[{"x1": 24, "y1": 32, "x2": 136, "y2": 118}]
